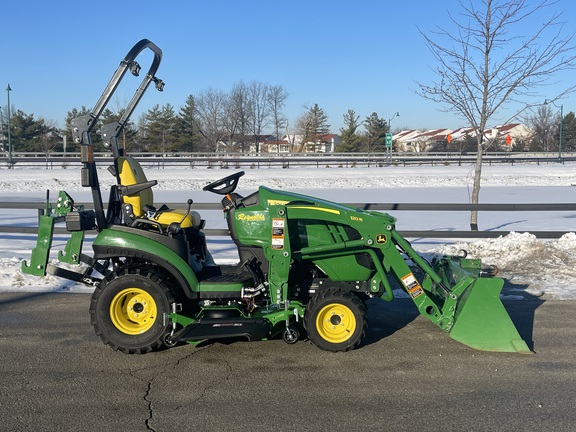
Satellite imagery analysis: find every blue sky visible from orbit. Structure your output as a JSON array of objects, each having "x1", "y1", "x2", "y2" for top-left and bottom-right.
[{"x1": 1, "y1": 0, "x2": 575, "y2": 133}]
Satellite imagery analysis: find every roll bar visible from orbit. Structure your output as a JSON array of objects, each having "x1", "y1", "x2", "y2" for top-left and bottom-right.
[
  {"x1": 71, "y1": 39, "x2": 164, "y2": 152},
  {"x1": 70, "y1": 39, "x2": 164, "y2": 230}
]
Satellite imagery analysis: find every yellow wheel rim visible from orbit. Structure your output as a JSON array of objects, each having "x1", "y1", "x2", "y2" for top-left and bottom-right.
[
  {"x1": 315, "y1": 303, "x2": 356, "y2": 343},
  {"x1": 109, "y1": 288, "x2": 158, "y2": 335}
]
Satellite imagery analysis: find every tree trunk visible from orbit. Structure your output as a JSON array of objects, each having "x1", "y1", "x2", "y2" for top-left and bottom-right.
[{"x1": 470, "y1": 144, "x2": 483, "y2": 231}]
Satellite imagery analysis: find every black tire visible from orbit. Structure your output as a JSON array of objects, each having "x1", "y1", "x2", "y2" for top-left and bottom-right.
[
  {"x1": 282, "y1": 325, "x2": 300, "y2": 344},
  {"x1": 304, "y1": 289, "x2": 368, "y2": 352},
  {"x1": 90, "y1": 265, "x2": 176, "y2": 354}
]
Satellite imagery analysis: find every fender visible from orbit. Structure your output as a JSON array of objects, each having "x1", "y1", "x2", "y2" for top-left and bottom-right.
[{"x1": 93, "y1": 226, "x2": 199, "y2": 299}]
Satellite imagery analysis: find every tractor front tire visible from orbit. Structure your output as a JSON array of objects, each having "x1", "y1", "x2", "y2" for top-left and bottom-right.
[
  {"x1": 304, "y1": 289, "x2": 368, "y2": 352},
  {"x1": 90, "y1": 266, "x2": 176, "y2": 354}
]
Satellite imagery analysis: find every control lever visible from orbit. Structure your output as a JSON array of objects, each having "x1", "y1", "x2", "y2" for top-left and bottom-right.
[{"x1": 179, "y1": 199, "x2": 194, "y2": 225}]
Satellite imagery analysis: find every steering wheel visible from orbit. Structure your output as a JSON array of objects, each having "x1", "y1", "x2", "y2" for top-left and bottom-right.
[{"x1": 202, "y1": 171, "x2": 245, "y2": 195}]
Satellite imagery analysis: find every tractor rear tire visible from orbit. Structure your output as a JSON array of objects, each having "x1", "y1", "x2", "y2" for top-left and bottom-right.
[
  {"x1": 90, "y1": 265, "x2": 176, "y2": 354},
  {"x1": 304, "y1": 288, "x2": 368, "y2": 352}
]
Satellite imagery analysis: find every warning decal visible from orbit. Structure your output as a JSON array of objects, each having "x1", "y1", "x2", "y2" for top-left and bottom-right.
[
  {"x1": 271, "y1": 218, "x2": 285, "y2": 249},
  {"x1": 401, "y1": 273, "x2": 423, "y2": 298}
]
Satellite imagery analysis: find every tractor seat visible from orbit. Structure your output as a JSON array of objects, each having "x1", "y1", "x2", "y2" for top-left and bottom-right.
[{"x1": 115, "y1": 156, "x2": 201, "y2": 229}]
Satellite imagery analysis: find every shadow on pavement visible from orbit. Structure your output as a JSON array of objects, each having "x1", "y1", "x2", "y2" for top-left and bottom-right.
[
  {"x1": 501, "y1": 279, "x2": 545, "y2": 352},
  {"x1": 0, "y1": 291, "x2": 60, "y2": 307},
  {"x1": 362, "y1": 278, "x2": 543, "y2": 352},
  {"x1": 363, "y1": 298, "x2": 419, "y2": 347}
]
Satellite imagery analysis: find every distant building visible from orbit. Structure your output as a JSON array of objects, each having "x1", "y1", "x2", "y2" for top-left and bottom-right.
[
  {"x1": 217, "y1": 133, "x2": 341, "y2": 154},
  {"x1": 304, "y1": 134, "x2": 341, "y2": 153},
  {"x1": 395, "y1": 128, "x2": 452, "y2": 152},
  {"x1": 258, "y1": 133, "x2": 341, "y2": 154},
  {"x1": 393, "y1": 123, "x2": 532, "y2": 152},
  {"x1": 260, "y1": 138, "x2": 291, "y2": 154}
]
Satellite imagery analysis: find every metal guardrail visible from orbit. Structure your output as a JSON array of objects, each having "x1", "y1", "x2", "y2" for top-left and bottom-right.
[
  {"x1": 0, "y1": 151, "x2": 572, "y2": 169},
  {"x1": 1, "y1": 201, "x2": 573, "y2": 239}
]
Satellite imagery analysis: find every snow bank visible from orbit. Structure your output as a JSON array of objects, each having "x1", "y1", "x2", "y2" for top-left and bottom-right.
[
  {"x1": 428, "y1": 232, "x2": 576, "y2": 299},
  {"x1": 2, "y1": 163, "x2": 576, "y2": 299}
]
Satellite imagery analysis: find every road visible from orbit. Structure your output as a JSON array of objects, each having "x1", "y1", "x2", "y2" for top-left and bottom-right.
[{"x1": 1, "y1": 292, "x2": 575, "y2": 432}]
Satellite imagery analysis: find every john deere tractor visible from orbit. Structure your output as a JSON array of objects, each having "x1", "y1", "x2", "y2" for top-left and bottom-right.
[{"x1": 22, "y1": 40, "x2": 530, "y2": 354}]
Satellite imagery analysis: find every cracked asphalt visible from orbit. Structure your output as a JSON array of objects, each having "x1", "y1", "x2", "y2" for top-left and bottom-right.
[{"x1": 1, "y1": 291, "x2": 575, "y2": 432}]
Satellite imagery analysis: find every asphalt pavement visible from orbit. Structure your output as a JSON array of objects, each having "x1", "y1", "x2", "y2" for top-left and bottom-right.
[{"x1": 1, "y1": 291, "x2": 575, "y2": 432}]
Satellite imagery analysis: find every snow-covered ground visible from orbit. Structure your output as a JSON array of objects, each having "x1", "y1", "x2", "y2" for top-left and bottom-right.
[{"x1": 2, "y1": 162, "x2": 576, "y2": 299}]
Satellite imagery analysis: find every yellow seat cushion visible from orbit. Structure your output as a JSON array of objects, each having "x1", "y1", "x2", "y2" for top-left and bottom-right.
[{"x1": 154, "y1": 210, "x2": 201, "y2": 229}]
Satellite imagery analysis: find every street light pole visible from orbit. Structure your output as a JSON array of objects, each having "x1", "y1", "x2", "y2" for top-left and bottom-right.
[
  {"x1": 6, "y1": 84, "x2": 12, "y2": 168},
  {"x1": 387, "y1": 112, "x2": 399, "y2": 163},
  {"x1": 388, "y1": 111, "x2": 399, "y2": 135},
  {"x1": 0, "y1": 110, "x2": 4, "y2": 153},
  {"x1": 558, "y1": 103, "x2": 563, "y2": 162}
]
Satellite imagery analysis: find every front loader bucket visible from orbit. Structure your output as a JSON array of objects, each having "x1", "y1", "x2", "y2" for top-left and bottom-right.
[{"x1": 449, "y1": 278, "x2": 531, "y2": 354}]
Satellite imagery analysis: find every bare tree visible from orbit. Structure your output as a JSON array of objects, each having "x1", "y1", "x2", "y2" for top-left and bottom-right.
[
  {"x1": 284, "y1": 120, "x2": 298, "y2": 152},
  {"x1": 247, "y1": 81, "x2": 271, "y2": 153},
  {"x1": 224, "y1": 81, "x2": 251, "y2": 152},
  {"x1": 417, "y1": 0, "x2": 576, "y2": 230},
  {"x1": 267, "y1": 84, "x2": 289, "y2": 152},
  {"x1": 39, "y1": 118, "x2": 60, "y2": 154},
  {"x1": 194, "y1": 88, "x2": 227, "y2": 152},
  {"x1": 525, "y1": 104, "x2": 558, "y2": 151}
]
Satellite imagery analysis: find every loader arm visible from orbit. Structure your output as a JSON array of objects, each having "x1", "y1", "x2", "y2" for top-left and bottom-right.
[{"x1": 266, "y1": 197, "x2": 531, "y2": 354}]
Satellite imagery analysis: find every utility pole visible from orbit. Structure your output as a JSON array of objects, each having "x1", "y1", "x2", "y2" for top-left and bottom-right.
[
  {"x1": 6, "y1": 84, "x2": 13, "y2": 168},
  {"x1": 0, "y1": 109, "x2": 4, "y2": 153},
  {"x1": 386, "y1": 112, "x2": 399, "y2": 164},
  {"x1": 558, "y1": 104, "x2": 563, "y2": 162}
]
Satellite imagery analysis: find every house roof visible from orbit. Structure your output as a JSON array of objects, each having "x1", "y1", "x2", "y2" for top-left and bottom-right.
[
  {"x1": 321, "y1": 134, "x2": 339, "y2": 140},
  {"x1": 395, "y1": 128, "x2": 452, "y2": 143},
  {"x1": 495, "y1": 123, "x2": 520, "y2": 132},
  {"x1": 394, "y1": 123, "x2": 532, "y2": 145},
  {"x1": 262, "y1": 140, "x2": 289, "y2": 145}
]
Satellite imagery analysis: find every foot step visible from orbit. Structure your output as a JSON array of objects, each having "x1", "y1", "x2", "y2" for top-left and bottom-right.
[{"x1": 174, "y1": 318, "x2": 270, "y2": 342}]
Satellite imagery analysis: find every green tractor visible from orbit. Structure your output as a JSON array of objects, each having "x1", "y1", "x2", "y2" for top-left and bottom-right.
[{"x1": 22, "y1": 40, "x2": 530, "y2": 355}]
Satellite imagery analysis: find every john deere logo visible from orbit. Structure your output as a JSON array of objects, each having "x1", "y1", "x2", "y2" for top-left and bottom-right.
[
  {"x1": 236, "y1": 213, "x2": 266, "y2": 222},
  {"x1": 376, "y1": 234, "x2": 387, "y2": 244}
]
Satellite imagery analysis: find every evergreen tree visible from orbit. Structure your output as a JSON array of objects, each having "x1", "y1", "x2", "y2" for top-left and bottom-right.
[
  {"x1": 558, "y1": 112, "x2": 576, "y2": 152},
  {"x1": 9, "y1": 110, "x2": 48, "y2": 152},
  {"x1": 338, "y1": 109, "x2": 362, "y2": 152},
  {"x1": 297, "y1": 103, "x2": 330, "y2": 151},
  {"x1": 363, "y1": 112, "x2": 387, "y2": 152},
  {"x1": 178, "y1": 95, "x2": 202, "y2": 152},
  {"x1": 139, "y1": 104, "x2": 180, "y2": 153}
]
